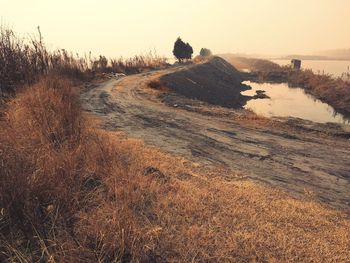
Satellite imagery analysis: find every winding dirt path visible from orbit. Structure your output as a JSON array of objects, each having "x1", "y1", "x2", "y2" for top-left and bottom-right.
[{"x1": 81, "y1": 68, "x2": 350, "y2": 211}]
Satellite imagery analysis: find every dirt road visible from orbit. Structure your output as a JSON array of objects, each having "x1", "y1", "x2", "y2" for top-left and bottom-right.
[{"x1": 81, "y1": 67, "x2": 350, "y2": 211}]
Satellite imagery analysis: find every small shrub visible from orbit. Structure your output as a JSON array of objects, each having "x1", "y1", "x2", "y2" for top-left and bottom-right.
[
  {"x1": 147, "y1": 79, "x2": 168, "y2": 89},
  {"x1": 200, "y1": 48, "x2": 212, "y2": 57}
]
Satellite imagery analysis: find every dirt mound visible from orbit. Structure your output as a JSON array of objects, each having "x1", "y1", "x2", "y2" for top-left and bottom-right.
[{"x1": 161, "y1": 56, "x2": 250, "y2": 108}]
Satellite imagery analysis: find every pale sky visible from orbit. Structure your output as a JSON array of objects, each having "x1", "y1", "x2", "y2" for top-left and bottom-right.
[{"x1": 1, "y1": 0, "x2": 349, "y2": 58}]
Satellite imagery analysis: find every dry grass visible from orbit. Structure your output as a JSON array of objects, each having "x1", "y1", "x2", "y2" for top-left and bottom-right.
[
  {"x1": 0, "y1": 26, "x2": 168, "y2": 98},
  {"x1": 0, "y1": 26, "x2": 90, "y2": 95},
  {"x1": 147, "y1": 79, "x2": 168, "y2": 90},
  {"x1": 233, "y1": 109, "x2": 271, "y2": 127},
  {"x1": 109, "y1": 51, "x2": 169, "y2": 75},
  {"x1": 287, "y1": 69, "x2": 350, "y2": 114},
  {"x1": 219, "y1": 54, "x2": 281, "y2": 72},
  {"x1": 1, "y1": 76, "x2": 350, "y2": 262}
]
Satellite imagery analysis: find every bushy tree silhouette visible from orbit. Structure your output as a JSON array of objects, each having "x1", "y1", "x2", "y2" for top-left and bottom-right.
[
  {"x1": 200, "y1": 48, "x2": 212, "y2": 57},
  {"x1": 185, "y1": 43, "x2": 193, "y2": 60},
  {"x1": 173, "y1": 37, "x2": 193, "y2": 62}
]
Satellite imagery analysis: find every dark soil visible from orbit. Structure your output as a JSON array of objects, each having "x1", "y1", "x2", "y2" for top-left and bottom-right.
[{"x1": 161, "y1": 57, "x2": 251, "y2": 108}]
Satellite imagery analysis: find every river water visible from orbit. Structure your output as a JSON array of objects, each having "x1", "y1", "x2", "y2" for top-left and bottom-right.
[
  {"x1": 242, "y1": 81, "x2": 349, "y2": 125},
  {"x1": 272, "y1": 59, "x2": 350, "y2": 78}
]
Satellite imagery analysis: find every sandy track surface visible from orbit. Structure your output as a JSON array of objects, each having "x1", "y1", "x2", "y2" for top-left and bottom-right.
[{"x1": 81, "y1": 68, "x2": 350, "y2": 211}]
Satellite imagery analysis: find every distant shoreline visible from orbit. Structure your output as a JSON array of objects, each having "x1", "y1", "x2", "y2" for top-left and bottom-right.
[{"x1": 273, "y1": 57, "x2": 350, "y2": 61}]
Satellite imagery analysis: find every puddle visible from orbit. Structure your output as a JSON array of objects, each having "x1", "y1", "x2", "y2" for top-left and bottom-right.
[{"x1": 242, "y1": 81, "x2": 350, "y2": 125}]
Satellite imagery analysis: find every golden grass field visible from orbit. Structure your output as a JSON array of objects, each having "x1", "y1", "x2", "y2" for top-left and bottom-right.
[{"x1": 1, "y1": 77, "x2": 350, "y2": 262}]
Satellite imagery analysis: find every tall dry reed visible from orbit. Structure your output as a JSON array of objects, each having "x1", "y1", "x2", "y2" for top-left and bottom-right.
[{"x1": 0, "y1": 26, "x2": 168, "y2": 97}]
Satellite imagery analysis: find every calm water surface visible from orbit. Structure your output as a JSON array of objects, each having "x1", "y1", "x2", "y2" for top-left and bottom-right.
[
  {"x1": 272, "y1": 59, "x2": 350, "y2": 77},
  {"x1": 242, "y1": 81, "x2": 350, "y2": 125}
]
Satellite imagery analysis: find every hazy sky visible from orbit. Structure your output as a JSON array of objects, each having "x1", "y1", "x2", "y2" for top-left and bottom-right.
[{"x1": 1, "y1": 0, "x2": 349, "y2": 58}]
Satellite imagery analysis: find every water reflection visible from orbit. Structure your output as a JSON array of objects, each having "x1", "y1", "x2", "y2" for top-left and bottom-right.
[{"x1": 242, "y1": 81, "x2": 350, "y2": 125}]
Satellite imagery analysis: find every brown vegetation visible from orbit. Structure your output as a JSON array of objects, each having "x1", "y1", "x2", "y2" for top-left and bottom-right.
[
  {"x1": 105, "y1": 51, "x2": 168, "y2": 75},
  {"x1": 147, "y1": 79, "x2": 168, "y2": 90},
  {"x1": 1, "y1": 76, "x2": 350, "y2": 262},
  {"x1": 219, "y1": 54, "x2": 281, "y2": 72},
  {"x1": 0, "y1": 26, "x2": 90, "y2": 95},
  {"x1": 287, "y1": 69, "x2": 350, "y2": 115},
  {"x1": 0, "y1": 26, "x2": 168, "y2": 98}
]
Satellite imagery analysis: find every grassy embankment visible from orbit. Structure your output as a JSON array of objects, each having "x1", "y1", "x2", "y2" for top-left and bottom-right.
[
  {"x1": 1, "y1": 76, "x2": 350, "y2": 262},
  {"x1": 221, "y1": 54, "x2": 350, "y2": 116},
  {"x1": 1, "y1": 28, "x2": 350, "y2": 262}
]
